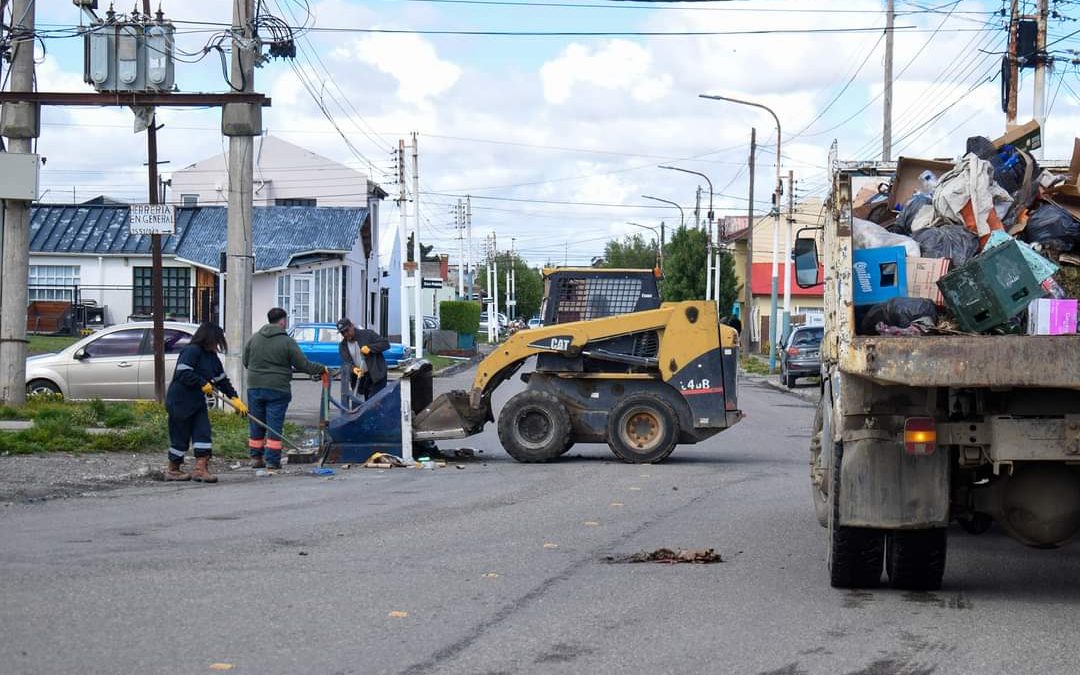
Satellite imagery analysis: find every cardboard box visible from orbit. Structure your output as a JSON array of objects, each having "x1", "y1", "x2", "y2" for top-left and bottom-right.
[
  {"x1": 1027, "y1": 298, "x2": 1078, "y2": 335},
  {"x1": 991, "y1": 119, "x2": 1042, "y2": 153},
  {"x1": 907, "y1": 257, "x2": 950, "y2": 305},
  {"x1": 853, "y1": 246, "x2": 907, "y2": 306},
  {"x1": 889, "y1": 157, "x2": 954, "y2": 210}
]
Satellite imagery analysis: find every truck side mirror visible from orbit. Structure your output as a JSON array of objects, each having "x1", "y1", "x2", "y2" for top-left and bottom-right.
[{"x1": 793, "y1": 230, "x2": 822, "y2": 288}]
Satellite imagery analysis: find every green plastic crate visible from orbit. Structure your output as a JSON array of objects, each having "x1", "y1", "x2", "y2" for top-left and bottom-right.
[{"x1": 936, "y1": 239, "x2": 1046, "y2": 333}]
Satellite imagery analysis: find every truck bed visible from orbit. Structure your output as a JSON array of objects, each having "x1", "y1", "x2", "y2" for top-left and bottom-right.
[{"x1": 838, "y1": 335, "x2": 1080, "y2": 388}]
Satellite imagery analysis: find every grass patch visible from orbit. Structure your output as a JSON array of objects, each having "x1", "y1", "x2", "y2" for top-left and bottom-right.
[
  {"x1": 28, "y1": 335, "x2": 80, "y2": 356},
  {"x1": 425, "y1": 354, "x2": 461, "y2": 371},
  {"x1": 740, "y1": 357, "x2": 773, "y2": 376},
  {"x1": 0, "y1": 398, "x2": 305, "y2": 458}
]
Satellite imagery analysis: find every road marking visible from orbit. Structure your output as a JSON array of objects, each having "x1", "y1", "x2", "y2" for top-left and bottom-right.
[
  {"x1": 610, "y1": 502, "x2": 624, "y2": 507},
  {"x1": 543, "y1": 542, "x2": 559, "y2": 549},
  {"x1": 584, "y1": 521, "x2": 600, "y2": 526},
  {"x1": 389, "y1": 611, "x2": 409, "y2": 618}
]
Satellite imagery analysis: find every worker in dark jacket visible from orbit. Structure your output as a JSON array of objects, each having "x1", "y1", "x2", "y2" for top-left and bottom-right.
[
  {"x1": 243, "y1": 307, "x2": 327, "y2": 469},
  {"x1": 164, "y1": 322, "x2": 247, "y2": 483},
  {"x1": 336, "y1": 317, "x2": 391, "y2": 400}
]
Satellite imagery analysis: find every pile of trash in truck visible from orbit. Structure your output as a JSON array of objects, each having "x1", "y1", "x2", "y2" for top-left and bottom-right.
[{"x1": 851, "y1": 125, "x2": 1080, "y2": 337}]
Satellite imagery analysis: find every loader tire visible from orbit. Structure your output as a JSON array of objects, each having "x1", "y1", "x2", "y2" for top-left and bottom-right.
[
  {"x1": 829, "y1": 441, "x2": 884, "y2": 589},
  {"x1": 886, "y1": 529, "x2": 947, "y2": 591},
  {"x1": 607, "y1": 393, "x2": 679, "y2": 464},
  {"x1": 498, "y1": 390, "x2": 572, "y2": 463}
]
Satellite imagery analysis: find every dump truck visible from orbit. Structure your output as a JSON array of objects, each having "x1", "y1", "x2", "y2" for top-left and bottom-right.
[{"x1": 796, "y1": 158, "x2": 1080, "y2": 591}]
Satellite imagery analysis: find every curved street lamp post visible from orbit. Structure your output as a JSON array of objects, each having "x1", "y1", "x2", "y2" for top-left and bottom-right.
[
  {"x1": 699, "y1": 93, "x2": 787, "y2": 372},
  {"x1": 657, "y1": 166, "x2": 716, "y2": 306},
  {"x1": 625, "y1": 221, "x2": 664, "y2": 269}
]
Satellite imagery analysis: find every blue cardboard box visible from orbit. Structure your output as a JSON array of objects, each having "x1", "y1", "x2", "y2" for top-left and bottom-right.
[{"x1": 852, "y1": 246, "x2": 907, "y2": 306}]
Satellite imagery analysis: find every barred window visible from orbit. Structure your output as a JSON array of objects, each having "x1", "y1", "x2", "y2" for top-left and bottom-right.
[
  {"x1": 28, "y1": 265, "x2": 80, "y2": 301},
  {"x1": 133, "y1": 267, "x2": 190, "y2": 318}
]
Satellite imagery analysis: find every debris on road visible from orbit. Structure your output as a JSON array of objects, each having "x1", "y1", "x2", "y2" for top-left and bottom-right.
[
  {"x1": 606, "y1": 548, "x2": 724, "y2": 564},
  {"x1": 308, "y1": 467, "x2": 335, "y2": 477}
]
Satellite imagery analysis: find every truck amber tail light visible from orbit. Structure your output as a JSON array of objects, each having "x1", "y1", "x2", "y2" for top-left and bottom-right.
[
  {"x1": 787, "y1": 347, "x2": 800, "y2": 356},
  {"x1": 904, "y1": 417, "x2": 937, "y2": 455}
]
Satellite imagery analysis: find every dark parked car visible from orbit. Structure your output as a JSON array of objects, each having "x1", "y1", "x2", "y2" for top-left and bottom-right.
[{"x1": 780, "y1": 325, "x2": 823, "y2": 388}]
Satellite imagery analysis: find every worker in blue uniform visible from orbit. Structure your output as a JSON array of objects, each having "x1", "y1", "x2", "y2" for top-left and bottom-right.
[{"x1": 164, "y1": 322, "x2": 248, "y2": 483}]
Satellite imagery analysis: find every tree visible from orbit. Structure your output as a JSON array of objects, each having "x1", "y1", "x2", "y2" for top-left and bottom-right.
[
  {"x1": 405, "y1": 232, "x2": 440, "y2": 262},
  {"x1": 714, "y1": 250, "x2": 741, "y2": 317},
  {"x1": 474, "y1": 253, "x2": 543, "y2": 319},
  {"x1": 661, "y1": 226, "x2": 707, "y2": 301},
  {"x1": 599, "y1": 233, "x2": 658, "y2": 269}
]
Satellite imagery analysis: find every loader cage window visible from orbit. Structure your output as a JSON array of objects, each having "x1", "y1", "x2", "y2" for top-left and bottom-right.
[{"x1": 553, "y1": 277, "x2": 643, "y2": 324}]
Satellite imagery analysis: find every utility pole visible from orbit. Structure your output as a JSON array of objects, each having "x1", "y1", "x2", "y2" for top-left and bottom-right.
[
  {"x1": 144, "y1": 0, "x2": 165, "y2": 403},
  {"x1": 411, "y1": 132, "x2": 422, "y2": 359},
  {"x1": 1007, "y1": 0, "x2": 1020, "y2": 127},
  {"x1": 223, "y1": 0, "x2": 257, "y2": 396},
  {"x1": 1034, "y1": 0, "x2": 1049, "y2": 159},
  {"x1": 396, "y1": 140, "x2": 409, "y2": 347},
  {"x1": 455, "y1": 199, "x2": 465, "y2": 299},
  {"x1": 466, "y1": 195, "x2": 473, "y2": 300},
  {"x1": 743, "y1": 128, "x2": 755, "y2": 356},
  {"x1": 509, "y1": 237, "x2": 517, "y2": 320},
  {"x1": 0, "y1": 0, "x2": 37, "y2": 404},
  {"x1": 883, "y1": 0, "x2": 894, "y2": 161},
  {"x1": 782, "y1": 169, "x2": 794, "y2": 343}
]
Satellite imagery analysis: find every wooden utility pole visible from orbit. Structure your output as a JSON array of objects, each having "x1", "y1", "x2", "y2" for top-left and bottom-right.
[
  {"x1": 411, "y1": 132, "x2": 423, "y2": 359},
  {"x1": 144, "y1": 0, "x2": 165, "y2": 403},
  {"x1": 1006, "y1": 0, "x2": 1020, "y2": 126},
  {"x1": 0, "y1": 0, "x2": 37, "y2": 405},
  {"x1": 883, "y1": 0, "x2": 894, "y2": 161},
  {"x1": 223, "y1": 0, "x2": 257, "y2": 395},
  {"x1": 743, "y1": 128, "x2": 755, "y2": 356}
]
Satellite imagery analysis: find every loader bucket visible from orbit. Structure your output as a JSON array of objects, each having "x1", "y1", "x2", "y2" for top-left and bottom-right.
[{"x1": 413, "y1": 390, "x2": 490, "y2": 441}]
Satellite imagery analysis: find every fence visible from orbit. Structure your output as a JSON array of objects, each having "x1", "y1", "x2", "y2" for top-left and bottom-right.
[{"x1": 26, "y1": 285, "x2": 220, "y2": 335}]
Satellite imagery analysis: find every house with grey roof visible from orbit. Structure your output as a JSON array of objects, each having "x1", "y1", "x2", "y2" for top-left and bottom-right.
[{"x1": 28, "y1": 202, "x2": 382, "y2": 334}]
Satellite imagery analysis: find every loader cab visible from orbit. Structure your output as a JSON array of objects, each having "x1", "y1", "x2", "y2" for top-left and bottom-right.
[{"x1": 540, "y1": 268, "x2": 662, "y2": 326}]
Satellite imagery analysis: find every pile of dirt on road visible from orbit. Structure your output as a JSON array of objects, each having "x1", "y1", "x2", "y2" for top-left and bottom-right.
[{"x1": 606, "y1": 548, "x2": 724, "y2": 564}]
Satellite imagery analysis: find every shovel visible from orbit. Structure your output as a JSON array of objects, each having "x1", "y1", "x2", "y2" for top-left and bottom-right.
[{"x1": 212, "y1": 389, "x2": 307, "y2": 454}]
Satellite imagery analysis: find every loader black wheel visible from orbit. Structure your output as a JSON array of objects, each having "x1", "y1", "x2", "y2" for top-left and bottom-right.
[
  {"x1": 497, "y1": 390, "x2": 572, "y2": 463},
  {"x1": 607, "y1": 393, "x2": 679, "y2": 464},
  {"x1": 828, "y1": 441, "x2": 884, "y2": 589},
  {"x1": 886, "y1": 529, "x2": 947, "y2": 591}
]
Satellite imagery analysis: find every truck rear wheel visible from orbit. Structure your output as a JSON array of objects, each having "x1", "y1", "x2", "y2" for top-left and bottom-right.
[
  {"x1": 886, "y1": 529, "x2": 947, "y2": 591},
  {"x1": 606, "y1": 393, "x2": 679, "y2": 464},
  {"x1": 498, "y1": 390, "x2": 572, "y2": 463},
  {"x1": 829, "y1": 442, "x2": 884, "y2": 588}
]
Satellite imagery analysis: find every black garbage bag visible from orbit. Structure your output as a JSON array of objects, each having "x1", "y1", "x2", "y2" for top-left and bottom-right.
[
  {"x1": 859, "y1": 298, "x2": 939, "y2": 336},
  {"x1": 890, "y1": 193, "x2": 933, "y2": 236},
  {"x1": 1022, "y1": 203, "x2": 1080, "y2": 252},
  {"x1": 911, "y1": 224, "x2": 980, "y2": 268},
  {"x1": 965, "y1": 135, "x2": 997, "y2": 163}
]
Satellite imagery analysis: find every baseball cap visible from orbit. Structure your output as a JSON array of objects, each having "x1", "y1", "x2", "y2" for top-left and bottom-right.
[{"x1": 336, "y1": 317, "x2": 353, "y2": 333}]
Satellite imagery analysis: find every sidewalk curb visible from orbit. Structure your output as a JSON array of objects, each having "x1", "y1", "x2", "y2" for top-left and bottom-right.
[
  {"x1": 740, "y1": 371, "x2": 821, "y2": 405},
  {"x1": 434, "y1": 353, "x2": 485, "y2": 378}
]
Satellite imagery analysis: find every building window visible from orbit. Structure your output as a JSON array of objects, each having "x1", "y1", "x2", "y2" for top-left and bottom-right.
[
  {"x1": 275, "y1": 198, "x2": 316, "y2": 207},
  {"x1": 312, "y1": 266, "x2": 342, "y2": 323},
  {"x1": 180, "y1": 194, "x2": 199, "y2": 207},
  {"x1": 133, "y1": 267, "x2": 190, "y2": 319},
  {"x1": 276, "y1": 275, "x2": 291, "y2": 315},
  {"x1": 28, "y1": 265, "x2": 80, "y2": 301}
]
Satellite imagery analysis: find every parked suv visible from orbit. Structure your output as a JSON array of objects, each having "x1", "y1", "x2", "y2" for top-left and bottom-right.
[{"x1": 780, "y1": 325, "x2": 823, "y2": 388}]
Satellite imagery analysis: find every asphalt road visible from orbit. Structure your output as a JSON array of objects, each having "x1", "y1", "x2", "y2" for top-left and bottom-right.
[{"x1": 2, "y1": 366, "x2": 1079, "y2": 675}]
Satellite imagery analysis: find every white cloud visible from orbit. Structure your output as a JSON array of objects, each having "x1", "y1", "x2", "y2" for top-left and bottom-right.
[
  {"x1": 540, "y1": 40, "x2": 672, "y2": 105},
  {"x1": 337, "y1": 34, "x2": 462, "y2": 105}
]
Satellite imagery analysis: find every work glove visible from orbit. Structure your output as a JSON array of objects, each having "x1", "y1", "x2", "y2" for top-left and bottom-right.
[
  {"x1": 201, "y1": 382, "x2": 214, "y2": 395},
  {"x1": 230, "y1": 397, "x2": 249, "y2": 416},
  {"x1": 361, "y1": 345, "x2": 371, "y2": 356},
  {"x1": 352, "y1": 366, "x2": 364, "y2": 378}
]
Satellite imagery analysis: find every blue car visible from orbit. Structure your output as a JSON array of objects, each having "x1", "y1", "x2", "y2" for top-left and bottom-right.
[{"x1": 288, "y1": 323, "x2": 407, "y2": 370}]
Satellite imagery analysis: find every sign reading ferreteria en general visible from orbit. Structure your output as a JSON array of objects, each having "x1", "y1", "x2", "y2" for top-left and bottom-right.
[{"x1": 128, "y1": 203, "x2": 176, "y2": 236}]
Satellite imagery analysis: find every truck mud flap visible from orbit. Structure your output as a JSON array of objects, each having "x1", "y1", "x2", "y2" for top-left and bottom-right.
[{"x1": 838, "y1": 435, "x2": 950, "y2": 529}]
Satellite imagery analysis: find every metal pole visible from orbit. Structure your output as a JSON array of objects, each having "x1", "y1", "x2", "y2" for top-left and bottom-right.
[
  {"x1": 659, "y1": 220, "x2": 665, "y2": 271},
  {"x1": 703, "y1": 186, "x2": 713, "y2": 301},
  {"x1": 0, "y1": 0, "x2": 36, "y2": 404},
  {"x1": 411, "y1": 132, "x2": 423, "y2": 359},
  {"x1": 641, "y1": 195, "x2": 684, "y2": 229},
  {"x1": 456, "y1": 199, "x2": 464, "y2": 299},
  {"x1": 397, "y1": 139, "x2": 409, "y2": 347},
  {"x1": 1007, "y1": 0, "x2": 1019, "y2": 127},
  {"x1": 465, "y1": 196, "x2": 473, "y2": 300},
  {"x1": 224, "y1": 0, "x2": 256, "y2": 397},
  {"x1": 883, "y1": 0, "x2": 894, "y2": 162},
  {"x1": 1034, "y1": 0, "x2": 1048, "y2": 159},
  {"x1": 492, "y1": 258, "x2": 499, "y2": 342},
  {"x1": 744, "y1": 128, "x2": 755, "y2": 355},
  {"x1": 659, "y1": 166, "x2": 713, "y2": 300}
]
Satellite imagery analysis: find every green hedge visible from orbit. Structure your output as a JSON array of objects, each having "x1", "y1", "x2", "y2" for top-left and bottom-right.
[{"x1": 440, "y1": 300, "x2": 481, "y2": 334}]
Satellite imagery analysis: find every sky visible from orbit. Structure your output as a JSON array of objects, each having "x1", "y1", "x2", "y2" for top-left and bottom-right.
[{"x1": 13, "y1": 0, "x2": 1080, "y2": 267}]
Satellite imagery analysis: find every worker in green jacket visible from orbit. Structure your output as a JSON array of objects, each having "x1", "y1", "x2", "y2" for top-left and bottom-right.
[{"x1": 242, "y1": 307, "x2": 327, "y2": 469}]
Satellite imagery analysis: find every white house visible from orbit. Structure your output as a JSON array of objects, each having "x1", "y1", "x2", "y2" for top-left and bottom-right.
[{"x1": 27, "y1": 202, "x2": 381, "y2": 335}]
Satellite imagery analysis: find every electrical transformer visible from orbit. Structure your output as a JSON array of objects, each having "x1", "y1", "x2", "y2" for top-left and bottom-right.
[{"x1": 82, "y1": 10, "x2": 175, "y2": 93}]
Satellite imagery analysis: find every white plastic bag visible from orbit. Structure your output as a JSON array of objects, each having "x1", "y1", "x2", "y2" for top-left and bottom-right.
[{"x1": 853, "y1": 217, "x2": 921, "y2": 257}]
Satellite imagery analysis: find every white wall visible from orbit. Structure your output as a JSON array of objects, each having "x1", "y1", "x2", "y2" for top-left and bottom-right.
[
  {"x1": 170, "y1": 135, "x2": 370, "y2": 207},
  {"x1": 251, "y1": 274, "x2": 277, "y2": 334}
]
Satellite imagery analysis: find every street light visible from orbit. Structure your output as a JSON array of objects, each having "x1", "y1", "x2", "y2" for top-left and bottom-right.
[
  {"x1": 641, "y1": 194, "x2": 684, "y2": 229},
  {"x1": 699, "y1": 93, "x2": 786, "y2": 373},
  {"x1": 657, "y1": 165, "x2": 715, "y2": 304},
  {"x1": 625, "y1": 221, "x2": 664, "y2": 269}
]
